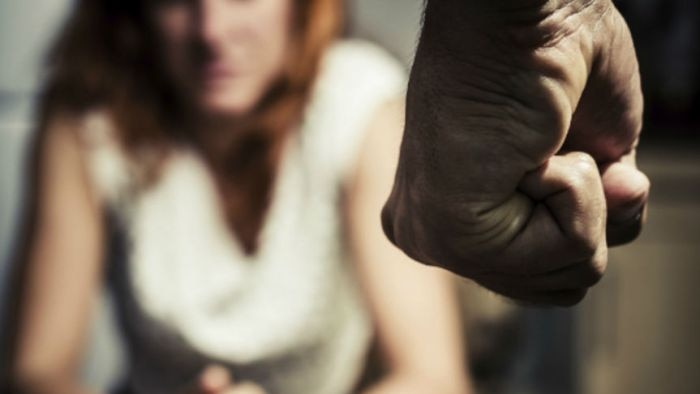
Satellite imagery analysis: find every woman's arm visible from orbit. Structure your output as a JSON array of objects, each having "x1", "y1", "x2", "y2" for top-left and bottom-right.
[
  {"x1": 345, "y1": 99, "x2": 471, "y2": 394},
  {"x1": 10, "y1": 115, "x2": 104, "y2": 394}
]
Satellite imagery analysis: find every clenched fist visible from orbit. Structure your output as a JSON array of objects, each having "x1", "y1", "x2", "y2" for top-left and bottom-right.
[{"x1": 382, "y1": 0, "x2": 649, "y2": 306}]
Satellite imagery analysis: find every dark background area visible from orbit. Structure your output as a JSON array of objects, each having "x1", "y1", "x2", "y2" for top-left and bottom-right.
[{"x1": 617, "y1": 0, "x2": 700, "y2": 137}]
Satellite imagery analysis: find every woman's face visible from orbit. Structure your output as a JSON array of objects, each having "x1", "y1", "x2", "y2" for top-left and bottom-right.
[{"x1": 150, "y1": 0, "x2": 294, "y2": 118}]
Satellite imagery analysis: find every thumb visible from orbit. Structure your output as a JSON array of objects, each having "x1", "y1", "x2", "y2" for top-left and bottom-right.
[{"x1": 601, "y1": 158, "x2": 650, "y2": 246}]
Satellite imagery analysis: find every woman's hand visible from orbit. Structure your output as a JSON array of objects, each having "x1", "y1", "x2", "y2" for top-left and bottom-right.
[
  {"x1": 192, "y1": 365, "x2": 266, "y2": 394},
  {"x1": 382, "y1": 0, "x2": 649, "y2": 306}
]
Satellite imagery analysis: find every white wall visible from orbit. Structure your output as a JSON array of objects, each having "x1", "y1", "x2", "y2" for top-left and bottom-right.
[
  {"x1": 0, "y1": 0, "x2": 72, "y2": 92},
  {"x1": 347, "y1": 0, "x2": 423, "y2": 67}
]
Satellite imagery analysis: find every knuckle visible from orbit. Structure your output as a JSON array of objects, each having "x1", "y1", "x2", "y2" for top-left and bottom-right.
[
  {"x1": 583, "y1": 256, "x2": 607, "y2": 287},
  {"x1": 559, "y1": 152, "x2": 601, "y2": 194},
  {"x1": 590, "y1": 256, "x2": 608, "y2": 283},
  {"x1": 568, "y1": 235, "x2": 600, "y2": 261},
  {"x1": 568, "y1": 152, "x2": 599, "y2": 181},
  {"x1": 572, "y1": 247, "x2": 608, "y2": 287},
  {"x1": 568, "y1": 151, "x2": 596, "y2": 165},
  {"x1": 566, "y1": 220, "x2": 607, "y2": 261},
  {"x1": 619, "y1": 108, "x2": 644, "y2": 146}
]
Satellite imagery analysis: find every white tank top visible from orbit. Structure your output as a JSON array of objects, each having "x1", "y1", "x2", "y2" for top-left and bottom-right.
[{"x1": 80, "y1": 40, "x2": 406, "y2": 394}]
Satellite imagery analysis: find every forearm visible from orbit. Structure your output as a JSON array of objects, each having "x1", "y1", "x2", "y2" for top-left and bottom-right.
[
  {"x1": 10, "y1": 372, "x2": 99, "y2": 394},
  {"x1": 10, "y1": 116, "x2": 106, "y2": 394},
  {"x1": 348, "y1": 101, "x2": 471, "y2": 393},
  {"x1": 358, "y1": 268, "x2": 471, "y2": 394}
]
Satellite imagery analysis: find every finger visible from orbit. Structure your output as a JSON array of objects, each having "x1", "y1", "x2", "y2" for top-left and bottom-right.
[
  {"x1": 199, "y1": 365, "x2": 233, "y2": 394},
  {"x1": 498, "y1": 152, "x2": 607, "y2": 275},
  {"x1": 476, "y1": 245, "x2": 607, "y2": 293},
  {"x1": 520, "y1": 152, "x2": 606, "y2": 242},
  {"x1": 559, "y1": 6, "x2": 646, "y2": 245},
  {"x1": 600, "y1": 156, "x2": 650, "y2": 246}
]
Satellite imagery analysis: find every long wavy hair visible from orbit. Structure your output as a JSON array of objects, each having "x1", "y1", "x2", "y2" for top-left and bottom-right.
[{"x1": 38, "y1": 0, "x2": 342, "y2": 253}]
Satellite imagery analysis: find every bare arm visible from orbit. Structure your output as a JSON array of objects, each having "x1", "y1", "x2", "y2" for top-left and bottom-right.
[
  {"x1": 10, "y1": 115, "x2": 104, "y2": 394},
  {"x1": 345, "y1": 100, "x2": 471, "y2": 394}
]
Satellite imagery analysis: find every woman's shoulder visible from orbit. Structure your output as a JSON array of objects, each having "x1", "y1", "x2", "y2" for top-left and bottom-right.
[
  {"x1": 42, "y1": 107, "x2": 133, "y2": 206},
  {"x1": 302, "y1": 40, "x2": 407, "y2": 181},
  {"x1": 317, "y1": 39, "x2": 407, "y2": 97},
  {"x1": 309, "y1": 39, "x2": 407, "y2": 121},
  {"x1": 40, "y1": 107, "x2": 120, "y2": 150},
  {"x1": 323, "y1": 39, "x2": 406, "y2": 72}
]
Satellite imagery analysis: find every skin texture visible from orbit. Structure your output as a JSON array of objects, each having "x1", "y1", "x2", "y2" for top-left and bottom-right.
[
  {"x1": 382, "y1": 0, "x2": 650, "y2": 306},
  {"x1": 12, "y1": 1, "x2": 470, "y2": 393}
]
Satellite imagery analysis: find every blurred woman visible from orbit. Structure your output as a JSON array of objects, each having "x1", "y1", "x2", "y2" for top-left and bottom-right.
[{"x1": 9, "y1": 0, "x2": 469, "y2": 393}]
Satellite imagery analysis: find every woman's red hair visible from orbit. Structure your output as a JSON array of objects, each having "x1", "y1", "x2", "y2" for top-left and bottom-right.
[{"x1": 38, "y1": 0, "x2": 343, "y2": 253}]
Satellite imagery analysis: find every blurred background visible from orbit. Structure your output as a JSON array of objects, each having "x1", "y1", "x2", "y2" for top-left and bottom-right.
[{"x1": 1, "y1": 0, "x2": 698, "y2": 393}]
